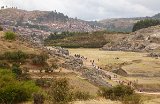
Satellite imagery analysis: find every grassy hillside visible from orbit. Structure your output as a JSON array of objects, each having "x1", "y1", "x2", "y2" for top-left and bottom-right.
[
  {"x1": 0, "y1": 31, "x2": 101, "y2": 103},
  {"x1": 44, "y1": 31, "x2": 128, "y2": 48}
]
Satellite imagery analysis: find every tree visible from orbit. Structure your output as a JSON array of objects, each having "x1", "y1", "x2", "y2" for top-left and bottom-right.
[
  {"x1": 0, "y1": 69, "x2": 39, "y2": 104},
  {"x1": 50, "y1": 78, "x2": 72, "y2": 104},
  {"x1": 132, "y1": 19, "x2": 160, "y2": 32}
]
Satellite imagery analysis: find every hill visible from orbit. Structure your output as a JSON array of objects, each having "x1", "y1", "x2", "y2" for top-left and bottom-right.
[
  {"x1": 1, "y1": 8, "x2": 160, "y2": 33},
  {"x1": 96, "y1": 17, "x2": 153, "y2": 32},
  {"x1": 152, "y1": 13, "x2": 160, "y2": 19},
  {"x1": 102, "y1": 25, "x2": 160, "y2": 52},
  {"x1": 95, "y1": 13, "x2": 160, "y2": 32},
  {"x1": 0, "y1": 8, "x2": 103, "y2": 32},
  {"x1": 1, "y1": 30, "x2": 145, "y2": 104},
  {"x1": 0, "y1": 31, "x2": 97, "y2": 99}
]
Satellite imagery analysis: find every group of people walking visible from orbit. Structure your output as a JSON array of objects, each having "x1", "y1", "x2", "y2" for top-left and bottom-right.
[{"x1": 74, "y1": 53, "x2": 138, "y2": 88}]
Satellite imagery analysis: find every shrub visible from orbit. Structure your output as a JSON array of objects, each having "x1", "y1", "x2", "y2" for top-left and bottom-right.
[
  {"x1": 74, "y1": 91, "x2": 91, "y2": 100},
  {"x1": 122, "y1": 94, "x2": 142, "y2": 104},
  {"x1": 33, "y1": 93, "x2": 45, "y2": 104},
  {"x1": 0, "y1": 69, "x2": 40, "y2": 104},
  {"x1": 98, "y1": 87, "x2": 114, "y2": 99},
  {"x1": 0, "y1": 82, "x2": 39, "y2": 104},
  {"x1": 11, "y1": 64, "x2": 22, "y2": 77},
  {"x1": 98, "y1": 85, "x2": 134, "y2": 100},
  {"x1": 0, "y1": 61, "x2": 10, "y2": 69},
  {"x1": 32, "y1": 53, "x2": 49, "y2": 66},
  {"x1": 0, "y1": 26, "x2": 3, "y2": 31},
  {"x1": 98, "y1": 85, "x2": 142, "y2": 104},
  {"x1": 35, "y1": 78, "x2": 51, "y2": 88},
  {"x1": 19, "y1": 73, "x2": 31, "y2": 81},
  {"x1": 50, "y1": 78, "x2": 72, "y2": 104},
  {"x1": 4, "y1": 51, "x2": 27, "y2": 62},
  {"x1": 0, "y1": 84, "x2": 29, "y2": 104},
  {"x1": 4, "y1": 31, "x2": 16, "y2": 40}
]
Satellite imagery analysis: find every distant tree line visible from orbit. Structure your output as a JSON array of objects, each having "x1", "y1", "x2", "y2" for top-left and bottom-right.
[
  {"x1": 37, "y1": 11, "x2": 69, "y2": 23},
  {"x1": 132, "y1": 19, "x2": 160, "y2": 32}
]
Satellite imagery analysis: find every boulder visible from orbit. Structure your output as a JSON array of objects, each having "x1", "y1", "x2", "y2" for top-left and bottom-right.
[{"x1": 112, "y1": 68, "x2": 128, "y2": 77}]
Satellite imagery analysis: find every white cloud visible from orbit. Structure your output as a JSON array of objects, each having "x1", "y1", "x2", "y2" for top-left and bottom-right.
[{"x1": 0, "y1": 0, "x2": 159, "y2": 20}]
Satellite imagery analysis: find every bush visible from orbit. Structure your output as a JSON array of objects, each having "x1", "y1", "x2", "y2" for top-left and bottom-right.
[
  {"x1": 32, "y1": 53, "x2": 49, "y2": 66},
  {"x1": 50, "y1": 78, "x2": 72, "y2": 104},
  {"x1": 0, "y1": 84, "x2": 29, "y2": 104},
  {"x1": 122, "y1": 94, "x2": 142, "y2": 104},
  {"x1": 98, "y1": 85, "x2": 142, "y2": 104},
  {"x1": 11, "y1": 64, "x2": 22, "y2": 77},
  {"x1": 4, "y1": 31, "x2": 16, "y2": 40},
  {"x1": 0, "y1": 69, "x2": 40, "y2": 104},
  {"x1": 0, "y1": 82, "x2": 39, "y2": 104},
  {"x1": 35, "y1": 78, "x2": 51, "y2": 88},
  {"x1": 98, "y1": 85, "x2": 134, "y2": 100},
  {"x1": 0, "y1": 61, "x2": 10, "y2": 69},
  {"x1": 0, "y1": 26, "x2": 3, "y2": 31},
  {"x1": 74, "y1": 91, "x2": 91, "y2": 100},
  {"x1": 4, "y1": 51, "x2": 27, "y2": 62},
  {"x1": 33, "y1": 93, "x2": 45, "y2": 104}
]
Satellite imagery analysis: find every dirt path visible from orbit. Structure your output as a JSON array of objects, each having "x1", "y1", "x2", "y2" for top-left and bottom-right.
[
  {"x1": 82, "y1": 57, "x2": 129, "y2": 84},
  {"x1": 136, "y1": 91, "x2": 160, "y2": 95},
  {"x1": 72, "y1": 99, "x2": 122, "y2": 104}
]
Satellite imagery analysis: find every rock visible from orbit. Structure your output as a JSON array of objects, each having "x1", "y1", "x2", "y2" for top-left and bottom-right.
[
  {"x1": 148, "y1": 52, "x2": 160, "y2": 58},
  {"x1": 112, "y1": 68, "x2": 128, "y2": 77},
  {"x1": 102, "y1": 25, "x2": 160, "y2": 52}
]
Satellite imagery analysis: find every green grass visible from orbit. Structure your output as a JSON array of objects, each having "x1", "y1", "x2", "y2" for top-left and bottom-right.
[
  {"x1": 0, "y1": 68, "x2": 40, "y2": 103},
  {"x1": 44, "y1": 31, "x2": 123, "y2": 48}
]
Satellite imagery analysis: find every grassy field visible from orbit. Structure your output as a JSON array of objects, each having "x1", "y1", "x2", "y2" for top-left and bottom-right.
[{"x1": 68, "y1": 48, "x2": 160, "y2": 87}]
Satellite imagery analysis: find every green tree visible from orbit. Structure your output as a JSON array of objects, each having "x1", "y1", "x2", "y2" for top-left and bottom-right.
[
  {"x1": 4, "y1": 31, "x2": 16, "y2": 40},
  {"x1": 50, "y1": 78, "x2": 72, "y2": 104},
  {"x1": 132, "y1": 19, "x2": 160, "y2": 32},
  {"x1": 0, "y1": 69, "x2": 39, "y2": 104}
]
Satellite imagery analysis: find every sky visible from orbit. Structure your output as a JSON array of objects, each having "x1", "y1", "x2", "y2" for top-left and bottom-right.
[{"x1": 0, "y1": 0, "x2": 160, "y2": 21}]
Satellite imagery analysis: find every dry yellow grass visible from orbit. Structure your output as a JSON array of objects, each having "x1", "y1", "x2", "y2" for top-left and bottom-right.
[
  {"x1": 69, "y1": 48, "x2": 160, "y2": 71},
  {"x1": 68, "y1": 48, "x2": 160, "y2": 85},
  {"x1": 21, "y1": 99, "x2": 122, "y2": 104},
  {"x1": 68, "y1": 74, "x2": 99, "y2": 96},
  {"x1": 0, "y1": 31, "x2": 41, "y2": 54},
  {"x1": 73, "y1": 98, "x2": 122, "y2": 104}
]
